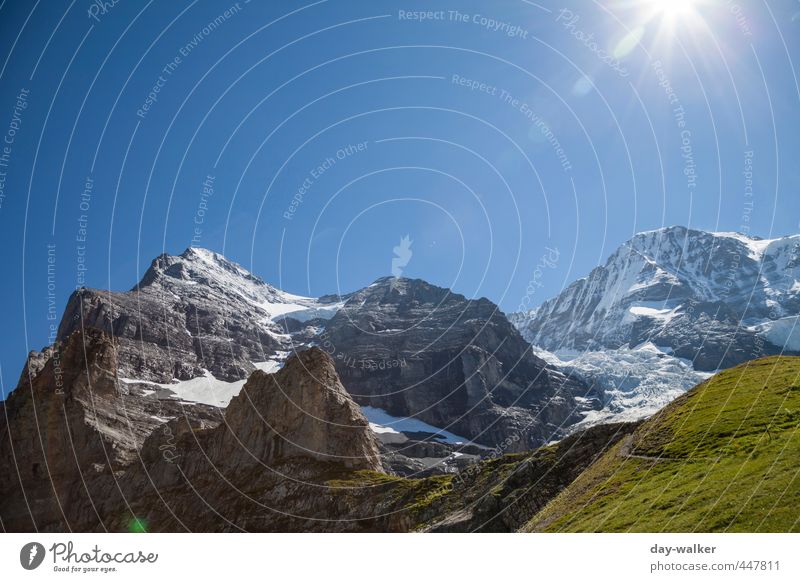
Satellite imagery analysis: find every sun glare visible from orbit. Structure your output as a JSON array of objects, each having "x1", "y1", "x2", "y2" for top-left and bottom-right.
[
  {"x1": 652, "y1": 0, "x2": 698, "y2": 19},
  {"x1": 639, "y1": 0, "x2": 705, "y2": 42}
]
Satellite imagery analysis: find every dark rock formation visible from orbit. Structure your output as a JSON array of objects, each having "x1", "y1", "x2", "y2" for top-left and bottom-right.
[
  {"x1": 0, "y1": 329, "x2": 219, "y2": 531},
  {"x1": 320, "y1": 277, "x2": 589, "y2": 450},
  {"x1": 57, "y1": 247, "x2": 333, "y2": 383},
  {"x1": 182, "y1": 347, "x2": 383, "y2": 473},
  {"x1": 0, "y1": 330, "x2": 614, "y2": 533},
  {"x1": 0, "y1": 336, "x2": 388, "y2": 531},
  {"x1": 49, "y1": 248, "x2": 592, "y2": 456}
]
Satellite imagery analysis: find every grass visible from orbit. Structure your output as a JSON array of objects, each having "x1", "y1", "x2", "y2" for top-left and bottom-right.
[
  {"x1": 326, "y1": 469, "x2": 456, "y2": 516},
  {"x1": 323, "y1": 454, "x2": 531, "y2": 528},
  {"x1": 523, "y1": 356, "x2": 800, "y2": 532}
]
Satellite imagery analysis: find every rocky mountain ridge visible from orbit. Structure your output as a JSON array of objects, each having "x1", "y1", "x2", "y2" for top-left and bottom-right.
[
  {"x1": 511, "y1": 226, "x2": 800, "y2": 426},
  {"x1": 53, "y1": 247, "x2": 591, "y2": 454},
  {"x1": 319, "y1": 276, "x2": 590, "y2": 451},
  {"x1": 57, "y1": 247, "x2": 339, "y2": 384},
  {"x1": 0, "y1": 328, "x2": 627, "y2": 532},
  {"x1": 513, "y1": 226, "x2": 800, "y2": 369},
  {"x1": 2, "y1": 232, "x2": 797, "y2": 532}
]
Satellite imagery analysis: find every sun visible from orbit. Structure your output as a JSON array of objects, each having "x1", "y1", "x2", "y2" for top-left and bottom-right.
[
  {"x1": 638, "y1": 0, "x2": 705, "y2": 39},
  {"x1": 651, "y1": 0, "x2": 698, "y2": 19}
]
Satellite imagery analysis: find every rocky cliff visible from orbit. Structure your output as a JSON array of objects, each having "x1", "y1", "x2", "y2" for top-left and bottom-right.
[
  {"x1": 0, "y1": 329, "x2": 219, "y2": 531},
  {"x1": 0, "y1": 335, "x2": 385, "y2": 531},
  {"x1": 319, "y1": 276, "x2": 591, "y2": 450},
  {"x1": 0, "y1": 330, "x2": 619, "y2": 532},
  {"x1": 52, "y1": 247, "x2": 591, "y2": 455},
  {"x1": 57, "y1": 247, "x2": 338, "y2": 384}
]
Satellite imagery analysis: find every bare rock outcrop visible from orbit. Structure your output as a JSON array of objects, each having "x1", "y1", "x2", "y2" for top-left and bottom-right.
[{"x1": 216, "y1": 347, "x2": 383, "y2": 472}]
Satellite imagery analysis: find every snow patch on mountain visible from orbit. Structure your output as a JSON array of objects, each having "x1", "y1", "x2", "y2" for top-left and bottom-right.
[
  {"x1": 120, "y1": 355, "x2": 289, "y2": 408},
  {"x1": 533, "y1": 342, "x2": 710, "y2": 429},
  {"x1": 754, "y1": 316, "x2": 800, "y2": 352},
  {"x1": 361, "y1": 406, "x2": 475, "y2": 444},
  {"x1": 712, "y1": 231, "x2": 777, "y2": 260},
  {"x1": 174, "y1": 247, "x2": 343, "y2": 324}
]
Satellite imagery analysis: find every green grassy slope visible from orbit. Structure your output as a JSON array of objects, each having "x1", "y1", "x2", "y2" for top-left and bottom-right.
[{"x1": 523, "y1": 356, "x2": 800, "y2": 532}]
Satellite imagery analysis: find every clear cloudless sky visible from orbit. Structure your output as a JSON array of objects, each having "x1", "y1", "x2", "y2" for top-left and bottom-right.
[{"x1": 0, "y1": 0, "x2": 799, "y2": 393}]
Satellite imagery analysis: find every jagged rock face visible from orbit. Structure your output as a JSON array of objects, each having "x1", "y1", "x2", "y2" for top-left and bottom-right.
[
  {"x1": 0, "y1": 336, "x2": 385, "y2": 531},
  {"x1": 513, "y1": 226, "x2": 800, "y2": 370},
  {"x1": 52, "y1": 248, "x2": 590, "y2": 452},
  {"x1": 0, "y1": 329, "x2": 219, "y2": 531},
  {"x1": 0, "y1": 330, "x2": 119, "y2": 531},
  {"x1": 206, "y1": 347, "x2": 383, "y2": 472},
  {"x1": 0, "y1": 328, "x2": 636, "y2": 533},
  {"x1": 320, "y1": 277, "x2": 588, "y2": 450},
  {"x1": 57, "y1": 247, "x2": 339, "y2": 383}
]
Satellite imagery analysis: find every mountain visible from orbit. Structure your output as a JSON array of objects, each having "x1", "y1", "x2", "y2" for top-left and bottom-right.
[
  {"x1": 319, "y1": 276, "x2": 590, "y2": 451},
  {"x1": 522, "y1": 355, "x2": 800, "y2": 532},
  {"x1": 57, "y1": 247, "x2": 340, "y2": 387},
  {"x1": 535, "y1": 342, "x2": 710, "y2": 430},
  {"x1": 64, "y1": 249, "x2": 592, "y2": 449},
  {"x1": 511, "y1": 226, "x2": 800, "y2": 426},
  {"x1": 0, "y1": 329, "x2": 220, "y2": 531},
  {"x1": 514, "y1": 226, "x2": 800, "y2": 369},
  {"x1": 0, "y1": 328, "x2": 595, "y2": 532},
  {"x1": 0, "y1": 337, "x2": 387, "y2": 531},
  {"x1": 0, "y1": 329, "x2": 625, "y2": 532},
  {"x1": 2, "y1": 315, "x2": 795, "y2": 531},
  {"x1": 17, "y1": 247, "x2": 591, "y2": 479}
]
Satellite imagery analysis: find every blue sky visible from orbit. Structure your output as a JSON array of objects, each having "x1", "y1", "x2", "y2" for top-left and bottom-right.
[{"x1": 0, "y1": 0, "x2": 799, "y2": 390}]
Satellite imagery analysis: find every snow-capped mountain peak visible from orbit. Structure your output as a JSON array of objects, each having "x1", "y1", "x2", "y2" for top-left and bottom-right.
[
  {"x1": 510, "y1": 226, "x2": 799, "y2": 428},
  {"x1": 513, "y1": 227, "x2": 799, "y2": 369},
  {"x1": 138, "y1": 246, "x2": 342, "y2": 324}
]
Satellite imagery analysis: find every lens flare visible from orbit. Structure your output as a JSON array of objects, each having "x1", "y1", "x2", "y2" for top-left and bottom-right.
[{"x1": 652, "y1": 0, "x2": 697, "y2": 18}]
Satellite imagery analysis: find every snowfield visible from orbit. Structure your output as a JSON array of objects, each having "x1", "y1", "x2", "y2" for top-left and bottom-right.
[
  {"x1": 360, "y1": 406, "x2": 475, "y2": 444},
  {"x1": 535, "y1": 343, "x2": 710, "y2": 429}
]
